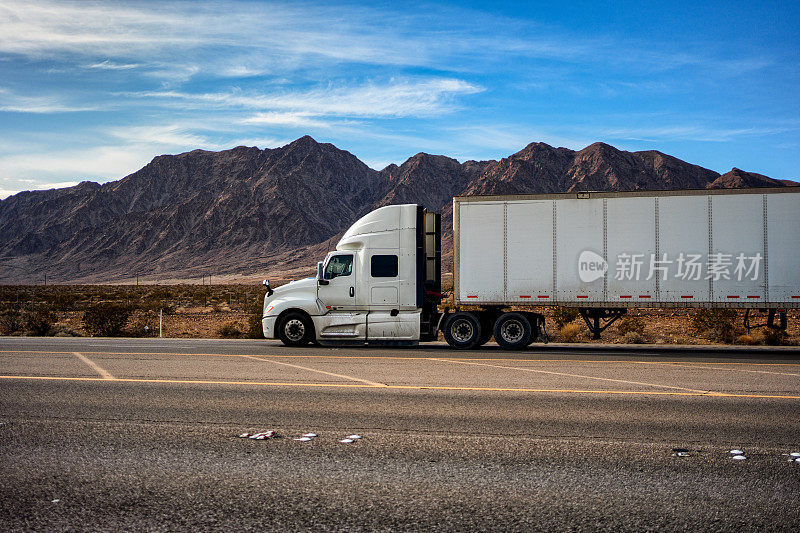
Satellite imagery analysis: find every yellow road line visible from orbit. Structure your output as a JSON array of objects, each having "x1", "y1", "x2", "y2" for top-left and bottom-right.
[
  {"x1": 2, "y1": 350, "x2": 799, "y2": 366},
  {"x1": 651, "y1": 362, "x2": 800, "y2": 378},
  {"x1": 73, "y1": 352, "x2": 115, "y2": 380},
  {"x1": 242, "y1": 355, "x2": 387, "y2": 387},
  {"x1": 1, "y1": 374, "x2": 799, "y2": 399},
  {"x1": 0, "y1": 350, "x2": 437, "y2": 362},
  {"x1": 429, "y1": 358, "x2": 711, "y2": 393},
  {"x1": 450, "y1": 358, "x2": 800, "y2": 366}
]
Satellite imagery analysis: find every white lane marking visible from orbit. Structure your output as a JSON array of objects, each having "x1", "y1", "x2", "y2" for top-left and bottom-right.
[
  {"x1": 73, "y1": 352, "x2": 115, "y2": 380},
  {"x1": 429, "y1": 358, "x2": 711, "y2": 393},
  {"x1": 243, "y1": 355, "x2": 387, "y2": 387}
]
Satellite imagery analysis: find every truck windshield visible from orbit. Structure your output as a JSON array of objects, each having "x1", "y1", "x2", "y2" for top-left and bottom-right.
[{"x1": 324, "y1": 254, "x2": 353, "y2": 279}]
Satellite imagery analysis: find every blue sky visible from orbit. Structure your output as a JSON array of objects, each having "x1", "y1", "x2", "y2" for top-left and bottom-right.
[{"x1": 1, "y1": 0, "x2": 798, "y2": 198}]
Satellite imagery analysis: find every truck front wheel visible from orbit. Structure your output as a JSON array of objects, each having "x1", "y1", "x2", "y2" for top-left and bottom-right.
[
  {"x1": 493, "y1": 313, "x2": 532, "y2": 350},
  {"x1": 443, "y1": 312, "x2": 482, "y2": 349},
  {"x1": 277, "y1": 312, "x2": 314, "y2": 347}
]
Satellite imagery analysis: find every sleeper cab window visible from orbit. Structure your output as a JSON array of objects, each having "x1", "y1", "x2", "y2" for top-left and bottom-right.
[
  {"x1": 324, "y1": 254, "x2": 353, "y2": 279},
  {"x1": 371, "y1": 254, "x2": 398, "y2": 277}
]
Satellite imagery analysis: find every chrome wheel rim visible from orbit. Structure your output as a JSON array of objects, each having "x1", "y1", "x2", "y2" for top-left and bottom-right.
[
  {"x1": 500, "y1": 320, "x2": 524, "y2": 343},
  {"x1": 451, "y1": 319, "x2": 474, "y2": 343},
  {"x1": 284, "y1": 319, "x2": 305, "y2": 341}
]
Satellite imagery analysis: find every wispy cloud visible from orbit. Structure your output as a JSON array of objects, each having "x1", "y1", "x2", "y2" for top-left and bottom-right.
[
  {"x1": 105, "y1": 124, "x2": 217, "y2": 149},
  {"x1": 130, "y1": 78, "x2": 483, "y2": 118},
  {"x1": 602, "y1": 124, "x2": 791, "y2": 143},
  {"x1": 85, "y1": 59, "x2": 140, "y2": 70},
  {"x1": 448, "y1": 124, "x2": 594, "y2": 154},
  {"x1": 240, "y1": 112, "x2": 347, "y2": 129},
  {"x1": 0, "y1": 87, "x2": 101, "y2": 113},
  {"x1": 1, "y1": 0, "x2": 771, "y2": 80},
  {"x1": 0, "y1": 145, "x2": 158, "y2": 181}
]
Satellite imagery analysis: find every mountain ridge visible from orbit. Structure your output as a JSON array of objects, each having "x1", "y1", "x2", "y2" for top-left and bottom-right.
[{"x1": 0, "y1": 136, "x2": 793, "y2": 283}]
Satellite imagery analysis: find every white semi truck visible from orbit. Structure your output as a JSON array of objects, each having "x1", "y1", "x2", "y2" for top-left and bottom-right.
[{"x1": 262, "y1": 187, "x2": 799, "y2": 349}]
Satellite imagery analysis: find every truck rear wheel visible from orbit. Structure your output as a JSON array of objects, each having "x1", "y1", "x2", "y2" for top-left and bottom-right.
[
  {"x1": 277, "y1": 312, "x2": 314, "y2": 347},
  {"x1": 493, "y1": 313, "x2": 532, "y2": 350},
  {"x1": 443, "y1": 312, "x2": 482, "y2": 349}
]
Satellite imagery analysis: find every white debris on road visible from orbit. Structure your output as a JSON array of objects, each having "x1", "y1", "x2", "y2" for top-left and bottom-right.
[{"x1": 238, "y1": 430, "x2": 277, "y2": 440}]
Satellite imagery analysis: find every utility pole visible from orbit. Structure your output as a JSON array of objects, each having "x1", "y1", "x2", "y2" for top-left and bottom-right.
[{"x1": 159, "y1": 308, "x2": 163, "y2": 338}]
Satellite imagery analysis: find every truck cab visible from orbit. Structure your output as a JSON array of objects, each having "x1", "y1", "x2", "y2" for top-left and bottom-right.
[{"x1": 261, "y1": 204, "x2": 442, "y2": 346}]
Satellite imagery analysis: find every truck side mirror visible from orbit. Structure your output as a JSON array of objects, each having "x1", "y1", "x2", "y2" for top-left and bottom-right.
[
  {"x1": 317, "y1": 262, "x2": 329, "y2": 285},
  {"x1": 262, "y1": 279, "x2": 273, "y2": 297}
]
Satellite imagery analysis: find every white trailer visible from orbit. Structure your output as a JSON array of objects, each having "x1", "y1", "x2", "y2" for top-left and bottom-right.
[{"x1": 262, "y1": 187, "x2": 799, "y2": 349}]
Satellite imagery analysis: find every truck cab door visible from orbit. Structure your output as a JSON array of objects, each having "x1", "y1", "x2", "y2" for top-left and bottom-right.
[
  {"x1": 319, "y1": 253, "x2": 358, "y2": 309},
  {"x1": 316, "y1": 253, "x2": 366, "y2": 340}
]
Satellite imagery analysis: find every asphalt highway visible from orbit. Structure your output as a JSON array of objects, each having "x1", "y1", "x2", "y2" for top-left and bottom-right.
[{"x1": 1, "y1": 337, "x2": 799, "y2": 531}]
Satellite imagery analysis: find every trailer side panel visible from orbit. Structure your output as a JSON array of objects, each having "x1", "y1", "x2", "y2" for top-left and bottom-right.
[{"x1": 454, "y1": 188, "x2": 799, "y2": 308}]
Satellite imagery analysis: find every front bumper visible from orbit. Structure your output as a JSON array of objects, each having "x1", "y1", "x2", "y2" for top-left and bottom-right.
[{"x1": 261, "y1": 316, "x2": 277, "y2": 339}]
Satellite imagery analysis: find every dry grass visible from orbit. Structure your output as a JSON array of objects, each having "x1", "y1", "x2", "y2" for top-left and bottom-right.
[{"x1": 559, "y1": 323, "x2": 582, "y2": 342}]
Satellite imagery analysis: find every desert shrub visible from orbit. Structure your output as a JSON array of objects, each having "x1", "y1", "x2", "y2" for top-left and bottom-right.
[
  {"x1": 560, "y1": 323, "x2": 581, "y2": 342},
  {"x1": 0, "y1": 308, "x2": 25, "y2": 335},
  {"x1": 217, "y1": 322, "x2": 243, "y2": 338},
  {"x1": 140, "y1": 298, "x2": 175, "y2": 314},
  {"x1": 735, "y1": 334, "x2": 755, "y2": 346},
  {"x1": 83, "y1": 302, "x2": 131, "y2": 337},
  {"x1": 128, "y1": 311, "x2": 158, "y2": 337},
  {"x1": 0, "y1": 306, "x2": 55, "y2": 336},
  {"x1": 148, "y1": 287, "x2": 174, "y2": 300},
  {"x1": 553, "y1": 307, "x2": 579, "y2": 328},
  {"x1": 191, "y1": 288, "x2": 211, "y2": 304},
  {"x1": 246, "y1": 314, "x2": 263, "y2": 339},
  {"x1": 49, "y1": 324, "x2": 80, "y2": 337},
  {"x1": 245, "y1": 292, "x2": 267, "y2": 339},
  {"x1": 45, "y1": 291, "x2": 81, "y2": 311},
  {"x1": 22, "y1": 307, "x2": 55, "y2": 336},
  {"x1": 691, "y1": 308, "x2": 738, "y2": 342},
  {"x1": 622, "y1": 331, "x2": 646, "y2": 344},
  {"x1": 617, "y1": 316, "x2": 646, "y2": 336},
  {"x1": 759, "y1": 327, "x2": 788, "y2": 346}
]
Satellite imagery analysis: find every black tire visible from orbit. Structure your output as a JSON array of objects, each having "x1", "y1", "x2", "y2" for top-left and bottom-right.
[
  {"x1": 493, "y1": 312, "x2": 532, "y2": 350},
  {"x1": 443, "y1": 312, "x2": 482, "y2": 349},
  {"x1": 476, "y1": 314, "x2": 494, "y2": 346},
  {"x1": 277, "y1": 312, "x2": 314, "y2": 347}
]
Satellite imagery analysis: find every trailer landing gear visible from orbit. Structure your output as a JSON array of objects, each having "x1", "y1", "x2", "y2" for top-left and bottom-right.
[
  {"x1": 579, "y1": 308, "x2": 627, "y2": 340},
  {"x1": 743, "y1": 309, "x2": 788, "y2": 332}
]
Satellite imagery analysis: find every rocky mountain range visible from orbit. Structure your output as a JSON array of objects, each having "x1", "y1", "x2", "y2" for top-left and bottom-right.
[{"x1": 0, "y1": 136, "x2": 793, "y2": 283}]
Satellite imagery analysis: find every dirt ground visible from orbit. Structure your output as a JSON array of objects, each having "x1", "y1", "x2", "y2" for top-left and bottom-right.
[
  {"x1": 48, "y1": 306, "x2": 800, "y2": 345},
  {"x1": 1, "y1": 284, "x2": 797, "y2": 345}
]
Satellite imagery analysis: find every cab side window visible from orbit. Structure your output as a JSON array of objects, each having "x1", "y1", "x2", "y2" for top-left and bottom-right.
[
  {"x1": 324, "y1": 254, "x2": 353, "y2": 279},
  {"x1": 371, "y1": 254, "x2": 398, "y2": 277}
]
